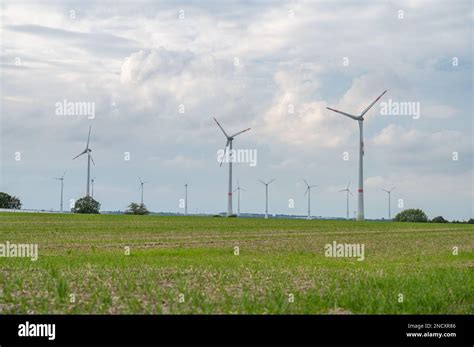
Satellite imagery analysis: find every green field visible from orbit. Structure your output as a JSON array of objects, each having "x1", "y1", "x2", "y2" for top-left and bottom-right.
[{"x1": 0, "y1": 212, "x2": 472, "y2": 314}]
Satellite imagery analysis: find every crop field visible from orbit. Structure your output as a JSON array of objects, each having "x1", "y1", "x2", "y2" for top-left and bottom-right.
[{"x1": 0, "y1": 212, "x2": 472, "y2": 314}]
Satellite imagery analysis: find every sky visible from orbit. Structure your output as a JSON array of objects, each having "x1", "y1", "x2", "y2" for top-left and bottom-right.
[{"x1": 0, "y1": 0, "x2": 472, "y2": 220}]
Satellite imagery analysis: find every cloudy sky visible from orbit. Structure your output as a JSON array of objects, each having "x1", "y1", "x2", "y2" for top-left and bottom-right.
[{"x1": 1, "y1": 0, "x2": 472, "y2": 220}]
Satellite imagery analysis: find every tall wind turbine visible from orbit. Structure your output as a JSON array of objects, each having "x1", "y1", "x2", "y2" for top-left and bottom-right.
[
  {"x1": 327, "y1": 90, "x2": 387, "y2": 221},
  {"x1": 339, "y1": 181, "x2": 353, "y2": 220},
  {"x1": 233, "y1": 180, "x2": 246, "y2": 217},
  {"x1": 73, "y1": 125, "x2": 95, "y2": 197},
  {"x1": 382, "y1": 187, "x2": 396, "y2": 220},
  {"x1": 53, "y1": 171, "x2": 66, "y2": 212},
  {"x1": 184, "y1": 184, "x2": 188, "y2": 216},
  {"x1": 258, "y1": 179, "x2": 275, "y2": 219},
  {"x1": 214, "y1": 117, "x2": 251, "y2": 217},
  {"x1": 138, "y1": 177, "x2": 148, "y2": 205},
  {"x1": 303, "y1": 179, "x2": 318, "y2": 220}
]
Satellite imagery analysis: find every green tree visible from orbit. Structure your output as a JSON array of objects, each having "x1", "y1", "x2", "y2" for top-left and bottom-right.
[
  {"x1": 468, "y1": 218, "x2": 474, "y2": 224},
  {"x1": 125, "y1": 202, "x2": 149, "y2": 215},
  {"x1": 72, "y1": 196, "x2": 100, "y2": 214},
  {"x1": 0, "y1": 192, "x2": 22, "y2": 209},
  {"x1": 431, "y1": 216, "x2": 448, "y2": 223},
  {"x1": 394, "y1": 208, "x2": 428, "y2": 223}
]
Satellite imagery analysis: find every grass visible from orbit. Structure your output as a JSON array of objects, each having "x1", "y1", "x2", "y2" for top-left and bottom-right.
[{"x1": 0, "y1": 212, "x2": 472, "y2": 314}]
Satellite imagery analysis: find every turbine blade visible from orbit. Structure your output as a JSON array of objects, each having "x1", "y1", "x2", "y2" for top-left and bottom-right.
[
  {"x1": 303, "y1": 179, "x2": 309, "y2": 187},
  {"x1": 258, "y1": 179, "x2": 265, "y2": 185},
  {"x1": 219, "y1": 141, "x2": 229, "y2": 167},
  {"x1": 213, "y1": 117, "x2": 229, "y2": 138},
  {"x1": 338, "y1": 189, "x2": 346, "y2": 192},
  {"x1": 73, "y1": 149, "x2": 87, "y2": 159},
  {"x1": 390, "y1": 186, "x2": 396, "y2": 192},
  {"x1": 138, "y1": 176, "x2": 142, "y2": 183},
  {"x1": 62, "y1": 170, "x2": 67, "y2": 178},
  {"x1": 349, "y1": 190, "x2": 354, "y2": 196},
  {"x1": 268, "y1": 179, "x2": 276, "y2": 185},
  {"x1": 231, "y1": 127, "x2": 251, "y2": 138},
  {"x1": 326, "y1": 107, "x2": 359, "y2": 120},
  {"x1": 360, "y1": 90, "x2": 387, "y2": 117},
  {"x1": 311, "y1": 185, "x2": 318, "y2": 188},
  {"x1": 90, "y1": 155, "x2": 95, "y2": 166},
  {"x1": 304, "y1": 187, "x2": 309, "y2": 196},
  {"x1": 86, "y1": 125, "x2": 92, "y2": 149},
  {"x1": 241, "y1": 188, "x2": 246, "y2": 192}
]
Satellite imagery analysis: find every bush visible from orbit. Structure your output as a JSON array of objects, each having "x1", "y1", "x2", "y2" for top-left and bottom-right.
[
  {"x1": 394, "y1": 208, "x2": 428, "y2": 223},
  {"x1": 0, "y1": 192, "x2": 22, "y2": 209},
  {"x1": 431, "y1": 216, "x2": 448, "y2": 223},
  {"x1": 125, "y1": 202, "x2": 149, "y2": 215},
  {"x1": 72, "y1": 196, "x2": 100, "y2": 214},
  {"x1": 468, "y1": 218, "x2": 474, "y2": 224}
]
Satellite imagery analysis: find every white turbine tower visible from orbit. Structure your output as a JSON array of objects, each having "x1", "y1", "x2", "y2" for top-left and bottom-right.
[
  {"x1": 233, "y1": 180, "x2": 246, "y2": 217},
  {"x1": 327, "y1": 90, "x2": 387, "y2": 221},
  {"x1": 138, "y1": 177, "x2": 148, "y2": 205},
  {"x1": 303, "y1": 179, "x2": 318, "y2": 220},
  {"x1": 214, "y1": 117, "x2": 251, "y2": 217},
  {"x1": 53, "y1": 171, "x2": 66, "y2": 212},
  {"x1": 258, "y1": 179, "x2": 275, "y2": 219},
  {"x1": 73, "y1": 125, "x2": 95, "y2": 197},
  {"x1": 91, "y1": 177, "x2": 95, "y2": 198},
  {"x1": 339, "y1": 181, "x2": 353, "y2": 220},
  {"x1": 184, "y1": 183, "x2": 188, "y2": 216},
  {"x1": 382, "y1": 187, "x2": 396, "y2": 220}
]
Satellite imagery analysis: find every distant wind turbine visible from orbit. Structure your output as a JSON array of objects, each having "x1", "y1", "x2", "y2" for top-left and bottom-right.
[
  {"x1": 233, "y1": 180, "x2": 246, "y2": 217},
  {"x1": 138, "y1": 177, "x2": 148, "y2": 205},
  {"x1": 382, "y1": 187, "x2": 396, "y2": 220},
  {"x1": 327, "y1": 90, "x2": 387, "y2": 221},
  {"x1": 214, "y1": 117, "x2": 251, "y2": 217},
  {"x1": 339, "y1": 181, "x2": 353, "y2": 220},
  {"x1": 303, "y1": 179, "x2": 318, "y2": 220},
  {"x1": 53, "y1": 171, "x2": 66, "y2": 212},
  {"x1": 258, "y1": 179, "x2": 275, "y2": 219},
  {"x1": 73, "y1": 125, "x2": 95, "y2": 197}
]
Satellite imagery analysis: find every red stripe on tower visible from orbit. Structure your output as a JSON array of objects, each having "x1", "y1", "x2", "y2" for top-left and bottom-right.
[{"x1": 358, "y1": 189, "x2": 363, "y2": 193}]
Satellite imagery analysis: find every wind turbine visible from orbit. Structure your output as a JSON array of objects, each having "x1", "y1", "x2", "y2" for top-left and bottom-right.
[
  {"x1": 303, "y1": 179, "x2": 318, "y2": 220},
  {"x1": 214, "y1": 117, "x2": 251, "y2": 217},
  {"x1": 138, "y1": 177, "x2": 148, "y2": 205},
  {"x1": 184, "y1": 184, "x2": 188, "y2": 216},
  {"x1": 339, "y1": 181, "x2": 353, "y2": 220},
  {"x1": 382, "y1": 187, "x2": 396, "y2": 220},
  {"x1": 73, "y1": 125, "x2": 95, "y2": 197},
  {"x1": 327, "y1": 90, "x2": 387, "y2": 221},
  {"x1": 233, "y1": 180, "x2": 246, "y2": 217},
  {"x1": 53, "y1": 171, "x2": 66, "y2": 212},
  {"x1": 258, "y1": 179, "x2": 275, "y2": 219}
]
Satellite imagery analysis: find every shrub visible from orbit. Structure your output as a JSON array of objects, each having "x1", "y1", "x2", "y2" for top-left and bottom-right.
[
  {"x1": 72, "y1": 196, "x2": 100, "y2": 214},
  {"x1": 431, "y1": 216, "x2": 448, "y2": 223},
  {"x1": 394, "y1": 208, "x2": 428, "y2": 223},
  {"x1": 125, "y1": 202, "x2": 149, "y2": 215},
  {"x1": 0, "y1": 192, "x2": 22, "y2": 209}
]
